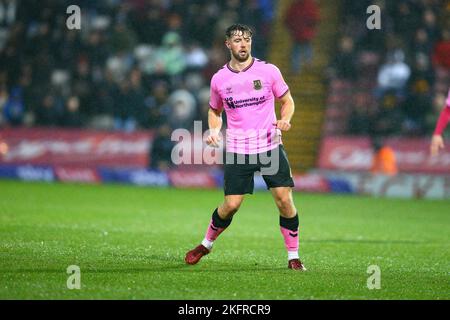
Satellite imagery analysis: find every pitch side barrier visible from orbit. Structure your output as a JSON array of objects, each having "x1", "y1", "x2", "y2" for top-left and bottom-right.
[{"x1": 1, "y1": 164, "x2": 449, "y2": 199}]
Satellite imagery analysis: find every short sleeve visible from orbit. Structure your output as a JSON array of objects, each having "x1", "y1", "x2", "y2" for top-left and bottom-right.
[
  {"x1": 209, "y1": 76, "x2": 223, "y2": 111},
  {"x1": 271, "y1": 65, "x2": 289, "y2": 99}
]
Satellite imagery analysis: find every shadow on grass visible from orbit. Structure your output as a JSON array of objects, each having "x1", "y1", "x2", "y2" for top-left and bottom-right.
[
  {"x1": 0, "y1": 264, "x2": 289, "y2": 274},
  {"x1": 0, "y1": 250, "x2": 295, "y2": 274},
  {"x1": 1, "y1": 252, "x2": 290, "y2": 274}
]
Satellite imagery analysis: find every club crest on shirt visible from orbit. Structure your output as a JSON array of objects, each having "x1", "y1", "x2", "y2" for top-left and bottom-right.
[
  {"x1": 253, "y1": 80, "x2": 262, "y2": 90},
  {"x1": 226, "y1": 87, "x2": 233, "y2": 94}
]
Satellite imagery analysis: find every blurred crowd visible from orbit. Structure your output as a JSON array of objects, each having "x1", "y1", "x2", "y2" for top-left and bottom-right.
[
  {"x1": 0, "y1": 0, "x2": 274, "y2": 132},
  {"x1": 3, "y1": 0, "x2": 449, "y2": 141},
  {"x1": 326, "y1": 0, "x2": 450, "y2": 137}
]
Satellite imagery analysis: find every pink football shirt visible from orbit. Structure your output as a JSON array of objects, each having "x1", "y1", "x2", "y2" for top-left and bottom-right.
[
  {"x1": 446, "y1": 88, "x2": 450, "y2": 107},
  {"x1": 209, "y1": 58, "x2": 289, "y2": 154}
]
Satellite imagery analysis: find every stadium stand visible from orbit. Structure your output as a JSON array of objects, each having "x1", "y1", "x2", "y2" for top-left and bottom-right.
[
  {"x1": 1, "y1": 0, "x2": 449, "y2": 173},
  {"x1": 324, "y1": 0, "x2": 450, "y2": 138},
  {"x1": 0, "y1": 0, "x2": 274, "y2": 132}
]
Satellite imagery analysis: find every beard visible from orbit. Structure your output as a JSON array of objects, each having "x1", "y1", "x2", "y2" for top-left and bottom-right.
[{"x1": 231, "y1": 49, "x2": 250, "y2": 62}]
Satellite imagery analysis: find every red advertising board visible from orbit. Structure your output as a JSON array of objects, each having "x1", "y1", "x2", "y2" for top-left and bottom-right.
[
  {"x1": 168, "y1": 170, "x2": 217, "y2": 188},
  {"x1": 54, "y1": 166, "x2": 101, "y2": 183},
  {"x1": 0, "y1": 127, "x2": 154, "y2": 168},
  {"x1": 318, "y1": 136, "x2": 450, "y2": 174},
  {"x1": 292, "y1": 174, "x2": 330, "y2": 193}
]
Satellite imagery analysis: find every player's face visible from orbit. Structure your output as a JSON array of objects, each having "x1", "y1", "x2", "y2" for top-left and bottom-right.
[{"x1": 226, "y1": 31, "x2": 252, "y2": 62}]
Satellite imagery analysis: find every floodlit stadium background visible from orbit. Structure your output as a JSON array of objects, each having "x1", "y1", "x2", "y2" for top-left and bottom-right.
[
  {"x1": 0, "y1": 0, "x2": 449, "y2": 300},
  {"x1": 1, "y1": 0, "x2": 449, "y2": 198}
]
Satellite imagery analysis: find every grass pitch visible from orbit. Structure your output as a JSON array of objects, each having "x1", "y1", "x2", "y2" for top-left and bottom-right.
[{"x1": 0, "y1": 180, "x2": 448, "y2": 299}]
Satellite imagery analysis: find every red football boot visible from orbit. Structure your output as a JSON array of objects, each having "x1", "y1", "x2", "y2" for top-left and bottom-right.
[
  {"x1": 185, "y1": 244, "x2": 210, "y2": 265},
  {"x1": 288, "y1": 259, "x2": 307, "y2": 271}
]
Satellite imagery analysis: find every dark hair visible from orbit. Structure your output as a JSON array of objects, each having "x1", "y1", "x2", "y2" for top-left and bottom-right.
[
  {"x1": 371, "y1": 137, "x2": 384, "y2": 151},
  {"x1": 225, "y1": 24, "x2": 254, "y2": 39}
]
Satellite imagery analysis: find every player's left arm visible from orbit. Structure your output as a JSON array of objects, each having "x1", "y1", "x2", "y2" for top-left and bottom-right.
[{"x1": 274, "y1": 90, "x2": 295, "y2": 131}]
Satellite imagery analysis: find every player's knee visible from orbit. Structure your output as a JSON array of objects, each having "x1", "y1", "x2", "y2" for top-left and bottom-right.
[
  {"x1": 275, "y1": 195, "x2": 293, "y2": 211},
  {"x1": 223, "y1": 200, "x2": 242, "y2": 216}
]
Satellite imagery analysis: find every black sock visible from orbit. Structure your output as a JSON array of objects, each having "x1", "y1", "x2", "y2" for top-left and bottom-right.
[
  {"x1": 279, "y1": 213, "x2": 299, "y2": 231},
  {"x1": 212, "y1": 208, "x2": 233, "y2": 229}
]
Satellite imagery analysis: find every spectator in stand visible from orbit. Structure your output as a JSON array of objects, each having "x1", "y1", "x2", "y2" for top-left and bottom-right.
[
  {"x1": 35, "y1": 94, "x2": 60, "y2": 127},
  {"x1": 375, "y1": 49, "x2": 411, "y2": 99},
  {"x1": 348, "y1": 92, "x2": 375, "y2": 135},
  {"x1": 91, "y1": 69, "x2": 117, "y2": 125},
  {"x1": 72, "y1": 57, "x2": 95, "y2": 117},
  {"x1": 109, "y1": 21, "x2": 138, "y2": 54},
  {"x1": 327, "y1": 36, "x2": 357, "y2": 81},
  {"x1": 370, "y1": 137, "x2": 398, "y2": 176},
  {"x1": 422, "y1": 9, "x2": 440, "y2": 44},
  {"x1": 0, "y1": 84, "x2": 8, "y2": 125},
  {"x1": 197, "y1": 87, "x2": 212, "y2": 127},
  {"x1": 167, "y1": 87, "x2": 197, "y2": 130},
  {"x1": 401, "y1": 53, "x2": 434, "y2": 135},
  {"x1": 167, "y1": 0, "x2": 189, "y2": 22},
  {"x1": 129, "y1": 3, "x2": 166, "y2": 45},
  {"x1": 348, "y1": 106, "x2": 371, "y2": 135},
  {"x1": 201, "y1": 42, "x2": 228, "y2": 81},
  {"x1": 185, "y1": 42, "x2": 209, "y2": 72},
  {"x1": 113, "y1": 80, "x2": 138, "y2": 132},
  {"x1": 129, "y1": 68, "x2": 146, "y2": 128},
  {"x1": 2, "y1": 86, "x2": 24, "y2": 126},
  {"x1": 393, "y1": 1, "x2": 421, "y2": 42},
  {"x1": 143, "y1": 81, "x2": 171, "y2": 129},
  {"x1": 401, "y1": 91, "x2": 432, "y2": 136},
  {"x1": 432, "y1": 29, "x2": 450, "y2": 69},
  {"x1": 185, "y1": 1, "x2": 218, "y2": 48},
  {"x1": 409, "y1": 53, "x2": 435, "y2": 91},
  {"x1": 1, "y1": 0, "x2": 246, "y2": 132},
  {"x1": 53, "y1": 30, "x2": 81, "y2": 70},
  {"x1": 96, "y1": 66, "x2": 113, "y2": 106},
  {"x1": 411, "y1": 28, "x2": 433, "y2": 60},
  {"x1": 60, "y1": 96, "x2": 84, "y2": 128},
  {"x1": 156, "y1": 31, "x2": 187, "y2": 77},
  {"x1": 0, "y1": 0, "x2": 19, "y2": 51},
  {"x1": 257, "y1": 0, "x2": 276, "y2": 60},
  {"x1": 149, "y1": 124, "x2": 175, "y2": 171},
  {"x1": 82, "y1": 30, "x2": 108, "y2": 72},
  {"x1": 372, "y1": 91, "x2": 404, "y2": 136},
  {"x1": 284, "y1": 0, "x2": 320, "y2": 74},
  {"x1": 325, "y1": 0, "x2": 449, "y2": 140},
  {"x1": 239, "y1": 0, "x2": 264, "y2": 59}
]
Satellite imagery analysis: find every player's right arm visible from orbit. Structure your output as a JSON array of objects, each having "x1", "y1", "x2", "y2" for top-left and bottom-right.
[
  {"x1": 207, "y1": 108, "x2": 223, "y2": 148},
  {"x1": 207, "y1": 75, "x2": 223, "y2": 148}
]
